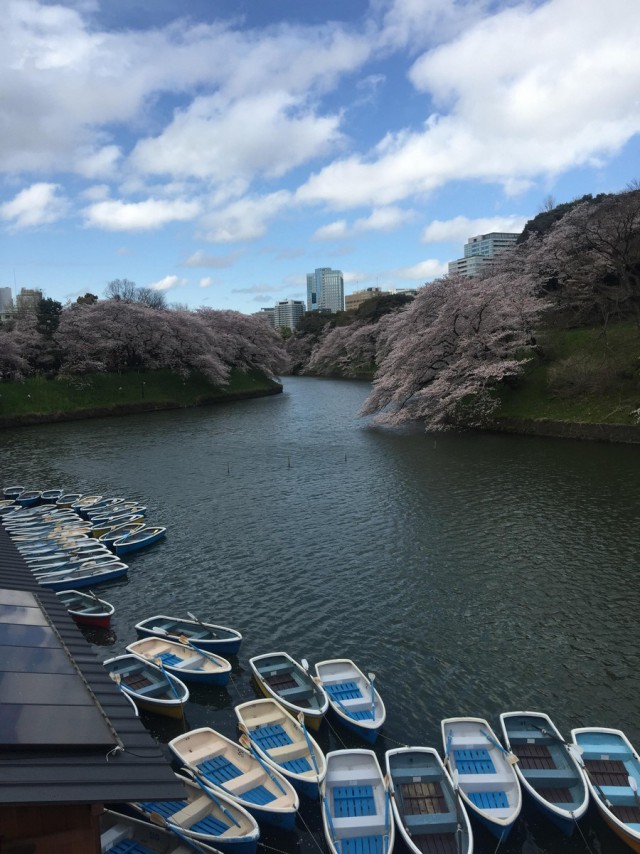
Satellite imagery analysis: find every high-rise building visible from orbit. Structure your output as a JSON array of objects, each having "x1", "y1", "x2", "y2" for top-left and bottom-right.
[
  {"x1": 273, "y1": 299, "x2": 305, "y2": 331},
  {"x1": 15, "y1": 288, "x2": 43, "y2": 314},
  {"x1": 448, "y1": 232, "x2": 519, "y2": 277},
  {"x1": 0, "y1": 287, "x2": 14, "y2": 323},
  {"x1": 306, "y1": 267, "x2": 344, "y2": 313}
]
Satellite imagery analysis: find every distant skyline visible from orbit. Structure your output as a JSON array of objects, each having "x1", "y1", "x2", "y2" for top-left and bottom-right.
[{"x1": 1, "y1": 0, "x2": 639, "y2": 312}]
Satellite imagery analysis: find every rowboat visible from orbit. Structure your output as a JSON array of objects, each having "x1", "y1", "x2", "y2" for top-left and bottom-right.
[
  {"x1": 169, "y1": 726, "x2": 299, "y2": 829},
  {"x1": 82, "y1": 497, "x2": 126, "y2": 518},
  {"x1": 2, "y1": 485, "x2": 24, "y2": 499},
  {"x1": 135, "y1": 614, "x2": 243, "y2": 655},
  {"x1": 571, "y1": 727, "x2": 640, "y2": 852},
  {"x1": 235, "y1": 698, "x2": 326, "y2": 798},
  {"x1": 56, "y1": 493, "x2": 83, "y2": 507},
  {"x1": 90, "y1": 513, "x2": 145, "y2": 538},
  {"x1": 16, "y1": 490, "x2": 41, "y2": 507},
  {"x1": 56, "y1": 589, "x2": 115, "y2": 628},
  {"x1": 99, "y1": 521, "x2": 145, "y2": 547},
  {"x1": 114, "y1": 525, "x2": 166, "y2": 555},
  {"x1": 249, "y1": 652, "x2": 328, "y2": 731},
  {"x1": 37, "y1": 561, "x2": 129, "y2": 590},
  {"x1": 500, "y1": 711, "x2": 589, "y2": 834},
  {"x1": 314, "y1": 658, "x2": 385, "y2": 744},
  {"x1": 386, "y1": 746, "x2": 473, "y2": 854},
  {"x1": 126, "y1": 636, "x2": 232, "y2": 686},
  {"x1": 40, "y1": 489, "x2": 64, "y2": 502},
  {"x1": 321, "y1": 748, "x2": 394, "y2": 854},
  {"x1": 100, "y1": 808, "x2": 222, "y2": 853},
  {"x1": 442, "y1": 716, "x2": 522, "y2": 842},
  {"x1": 127, "y1": 770, "x2": 260, "y2": 854},
  {"x1": 104, "y1": 654, "x2": 189, "y2": 718},
  {"x1": 71, "y1": 494, "x2": 103, "y2": 510}
]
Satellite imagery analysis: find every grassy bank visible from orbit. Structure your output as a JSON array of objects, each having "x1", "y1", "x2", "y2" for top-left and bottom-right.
[
  {"x1": 495, "y1": 323, "x2": 640, "y2": 425},
  {"x1": 0, "y1": 368, "x2": 281, "y2": 425}
]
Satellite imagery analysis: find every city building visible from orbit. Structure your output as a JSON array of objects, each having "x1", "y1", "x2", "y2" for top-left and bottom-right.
[
  {"x1": 448, "y1": 232, "x2": 519, "y2": 277},
  {"x1": 0, "y1": 287, "x2": 14, "y2": 322},
  {"x1": 306, "y1": 267, "x2": 344, "y2": 313},
  {"x1": 273, "y1": 299, "x2": 305, "y2": 331},
  {"x1": 15, "y1": 287, "x2": 43, "y2": 314},
  {"x1": 345, "y1": 287, "x2": 384, "y2": 311},
  {"x1": 256, "y1": 307, "x2": 276, "y2": 327}
]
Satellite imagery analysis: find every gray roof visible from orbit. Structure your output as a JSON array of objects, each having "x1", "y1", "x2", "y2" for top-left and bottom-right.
[{"x1": 0, "y1": 525, "x2": 186, "y2": 806}]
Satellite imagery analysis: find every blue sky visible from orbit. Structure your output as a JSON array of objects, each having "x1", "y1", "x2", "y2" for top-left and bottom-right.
[{"x1": 1, "y1": 0, "x2": 639, "y2": 312}]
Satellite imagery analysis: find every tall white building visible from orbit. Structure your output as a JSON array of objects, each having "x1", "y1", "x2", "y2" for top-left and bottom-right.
[
  {"x1": 306, "y1": 267, "x2": 344, "y2": 313},
  {"x1": 0, "y1": 287, "x2": 14, "y2": 322},
  {"x1": 448, "y1": 232, "x2": 519, "y2": 276},
  {"x1": 273, "y1": 299, "x2": 305, "y2": 331}
]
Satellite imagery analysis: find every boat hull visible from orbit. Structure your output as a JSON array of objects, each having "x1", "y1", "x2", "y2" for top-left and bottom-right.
[
  {"x1": 253, "y1": 676, "x2": 323, "y2": 731},
  {"x1": 136, "y1": 623, "x2": 242, "y2": 655}
]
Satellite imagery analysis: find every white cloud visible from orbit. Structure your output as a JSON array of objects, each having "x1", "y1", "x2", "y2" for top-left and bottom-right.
[
  {"x1": 422, "y1": 214, "x2": 528, "y2": 244},
  {"x1": 75, "y1": 145, "x2": 122, "y2": 179},
  {"x1": 83, "y1": 198, "x2": 200, "y2": 231},
  {"x1": 297, "y1": 0, "x2": 640, "y2": 209},
  {"x1": 199, "y1": 277, "x2": 213, "y2": 288},
  {"x1": 313, "y1": 219, "x2": 349, "y2": 240},
  {"x1": 394, "y1": 259, "x2": 448, "y2": 280},
  {"x1": 202, "y1": 191, "x2": 291, "y2": 243},
  {"x1": 0, "y1": 182, "x2": 68, "y2": 228},
  {"x1": 313, "y1": 206, "x2": 414, "y2": 240},
  {"x1": 149, "y1": 275, "x2": 187, "y2": 292},
  {"x1": 130, "y1": 92, "x2": 343, "y2": 182},
  {"x1": 184, "y1": 250, "x2": 239, "y2": 268}
]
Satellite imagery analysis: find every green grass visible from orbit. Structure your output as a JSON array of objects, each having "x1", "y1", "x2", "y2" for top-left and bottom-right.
[
  {"x1": 0, "y1": 368, "x2": 279, "y2": 418},
  {"x1": 496, "y1": 323, "x2": 640, "y2": 424}
]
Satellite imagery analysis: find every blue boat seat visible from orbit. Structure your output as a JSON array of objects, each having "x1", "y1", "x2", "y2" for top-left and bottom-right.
[
  {"x1": 334, "y1": 785, "x2": 376, "y2": 817},
  {"x1": 198, "y1": 756, "x2": 242, "y2": 785},
  {"x1": 453, "y1": 749, "x2": 496, "y2": 775},
  {"x1": 467, "y1": 790, "x2": 508, "y2": 810},
  {"x1": 158, "y1": 653, "x2": 183, "y2": 667},
  {"x1": 281, "y1": 756, "x2": 312, "y2": 774},
  {"x1": 251, "y1": 724, "x2": 293, "y2": 751},
  {"x1": 138, "y1": 799, "x2": 188, "y2": 819},
  {"x1": 107, "y1": 841, "x2": 154, "y2": 854},
  {"x1": 340, "y1": 835, "x2": 384, "y2": 854},
  {"x1": 326, "y1": 682, "x2": 363, "y2": 702},
  {"x1": 522, "y1": 768, "x2": 577, "y2": 787},
  {"x1": 192, "y1": 814, "x2": 229, "y2": 835},
  {"x1": 241, "y1": 785, "x2": 276, "y2": 805}
]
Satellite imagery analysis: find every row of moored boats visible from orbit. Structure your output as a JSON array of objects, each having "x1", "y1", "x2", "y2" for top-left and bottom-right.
[
  {"x1": 99, "y1": 614, "x2": 640, "y2": 854},
  {"x1": 0, "y1": 485, "x2": 166, "y2": 593}
]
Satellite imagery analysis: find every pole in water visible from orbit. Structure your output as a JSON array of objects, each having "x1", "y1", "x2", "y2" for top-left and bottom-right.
[
  {"x1": 227, "y1": 462, "x2": 230, "y2": 475},
  {"x1": 344, "y1": 454, "x2": 347, "y2": 462},
  {"x1": 287, "y1": 455, "x2": 291, "y2": 468}
]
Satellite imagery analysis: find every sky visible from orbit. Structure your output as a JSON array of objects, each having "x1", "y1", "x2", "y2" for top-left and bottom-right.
[{"x1": 1, "y1": 0, "x2": 640, "y2": 313}]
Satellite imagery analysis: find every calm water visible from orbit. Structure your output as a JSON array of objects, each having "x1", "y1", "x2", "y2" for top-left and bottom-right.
[{"x1": 2, "y1": 376, "x2": 640, "y2": 854}]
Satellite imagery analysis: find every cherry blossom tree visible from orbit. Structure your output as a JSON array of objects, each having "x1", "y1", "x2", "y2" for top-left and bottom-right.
[
  {"x1": 196, "y1": 309, "x2": 288, "y2": 377},
  {"x1": 305, "y1": 321, "x2": 380, "y2": 376},
  {"x1": 361, "y1": 261, "x2": 548, "y2": 430},
  {"x1": 0, "y1": 328, "x2": 30, "y2": 381}
]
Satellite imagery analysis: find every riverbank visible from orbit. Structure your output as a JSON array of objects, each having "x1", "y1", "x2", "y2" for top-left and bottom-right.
[{"x1": 0, "y1": 368, "x2": 282, "y2": 428}]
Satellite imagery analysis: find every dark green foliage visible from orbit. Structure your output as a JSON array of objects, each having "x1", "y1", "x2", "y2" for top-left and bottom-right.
[
  {"x1": 76, "y1": 293, "x2": 98, "y2": 305},
  {"x1": 295, "y1": 311, "x2": 339, "y2": 336},
  {"x1": 517, "y1": 193, "x2": 605, "y2": 243},
  {"x1": 353, "y1": 292, "x2": 414, "y2": 323},
  {"x1": 36, "y1": 298, "x2": 63, "y2": 338}
]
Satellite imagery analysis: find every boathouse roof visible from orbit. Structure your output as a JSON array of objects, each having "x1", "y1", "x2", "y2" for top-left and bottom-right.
[{"x1": 0, "y1": 524, "x2": 185, "y2": 806}]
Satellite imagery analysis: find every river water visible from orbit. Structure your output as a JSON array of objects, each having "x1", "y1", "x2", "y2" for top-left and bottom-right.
[{"x1": 2, "y1": 376, "x2": 640, "y2": 854}]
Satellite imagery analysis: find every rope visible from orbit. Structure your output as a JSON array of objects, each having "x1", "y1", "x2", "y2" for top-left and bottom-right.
[
  {"x1": 257, "y1": 843, "x2": 298, "y2": 854},
  {"x1": 296, "y1": 809, "x2": 327, "y2": 854},
  {"x1": 572, "y1": 812, "x2": 596, "y2": 854},
  {"x1": 324, "y1": 716, "x2": 348, "y2": 749},
  {"x1": 376, "y1": 731, "x2": 410, "y2": 748}
]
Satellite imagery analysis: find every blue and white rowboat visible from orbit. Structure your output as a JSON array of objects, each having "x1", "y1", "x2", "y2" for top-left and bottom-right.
[
  {"x1": 126, "y1": 636, "x2": 232, "y2": 686},
  {"x1": 314, "y1": 658, "x2": 385, "y2": 744}
]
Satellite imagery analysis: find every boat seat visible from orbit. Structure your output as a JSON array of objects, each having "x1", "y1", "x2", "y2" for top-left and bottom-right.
[
  {"x1": 333, "y1": 785, "x2": 376, "y2": 817},
  {"x1": 392, "y1": 767, "x2": 441, "y2": 784},
  {"x1": 583, "y1": 758, "x2": 629, "y2": 787},
  {"x1": 522, "y1": 768, "x2": 577, "y2": 787},
  {"x1": 176, "y1": 654, "x2": 205, "y2": 669},
  {"x1": 170, "y1": 796, "x2": 229, "y2": 834},
  {"x1": 244, "y1": 710, "x2": 286, "y2": 729},
  {"x1": 224, "y1": 766, "x2": 266, "y2": 796},
  {"x1": 404, "y1": 812, "x2": 457, "y2": 833},
  {"x1": 138, "y1": 799, "x2": 188, "y2": 820},
  {"x1": 261, "y1": 662, "x2": 293, "y2": 675},
  {"x1": 326, "y1": 681, "x2": 363, "y2": 702},
  {"x1": 340, "y1": 835, "x2": 384, "y2": 854},
  {"x1": 399, "y1": 781, "x2": 446, "y2": 815},
  {"x1": 508, "y1": 730, "x2": 554, "y2": 744},
  {"x1": 453, "y1": 749, "x2": 496, "y2": 775},
  {"x1": 251, "y1": 724, "x2": 292, "y2": 751},
  {"x1": 269, "y1": 740, "x2": 309, "y2": 761},
  {"x1": 611, "y1": 804, "x2": 640, "y2": 823},
  {"x1": 467, "y1": 790, "x2": 508, "y2": 810},
  {"x1": 281, "y1": 756, "x2": 312, "y2": 774},
  {"x1": 537, "y1": 787, "x2": 576, "y2": 805},
  {"x1": 600, "y1": 785, "x2": 638, "y2": 805},
  {"x1": 278, "y1": 686, "x2": 313, "y2": 705},
  {"x1": 135, "y1": 682, "x2": 169, "y2": 697},
  {"x1": 105, "y1": 839, "x2": 148, "y2": 853},
  {"x1": 157, "y1": 653, "x2": 183, "y2": 667},
  {"x1": 581, "y1": 745, "x2": 631, "y2": 759},
  {"x1": 198, "y1": 755, "x2": 242, "y2": 785},
  {"x1": 516, "y1": 743, "x2": 555, "y2": 769}
]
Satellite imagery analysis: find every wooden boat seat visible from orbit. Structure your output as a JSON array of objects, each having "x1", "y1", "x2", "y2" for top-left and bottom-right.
[
  {"x1": 452, "y1": 749, "x2": 496, "y2": 775},
  {"x1": 339, "y1": 834, "x2": 384, "y2": 854},
  {"x1": 514, "y1": 743, "x2": 554, "y2": 769},
  {"x1": 392, "y1": 767, "x2": 441, "y2": 784},
  {"x1": 537, "y1": 786, "x2": 576, "y2": 804},
  {"x1": 136, "y1": 681, "x2": 170, "y2": 697},
  {"x1": 120, "y1": 672, "x2": 152, "y2": 690},
  {"x1": 223, "y1": 766, "x2": 265, "y2": 795},
  {"x1": 583, "y1": 758, "x2": 629, "y2": 787},
  {"x1": 278, "y1": 686, "x2": 313, "y2": 707},
  {"x1": 246, "y1": 710, "x2": 286, "y2": 728},
  {"x1": 265, "y1": 673, "x2": 298, "y2": 690},
  {"x1": 171, "y1": 797, "x2": 229, "y2": 834},
  {"x1": 198, "y1": 755, "x2": 242, "y2": 786},
  {"x1": 251, "y1": 724, "x2": 292, "y2": 751},
  {"x1": 611, "y1": 804, "x2": 640, "y2": 823},
  {"x1": 268, "y1": 739, "x2": 309, "y2": 761},
  {"x1": 399, "y1": 781, "x2": 447, "y2": 815},
  {"x1": 404, "y1": 812, "x2": 457, "y2": 833}
]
